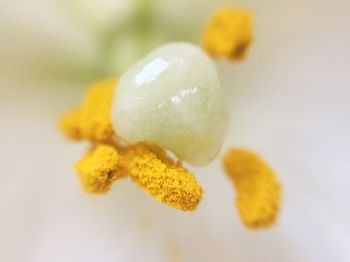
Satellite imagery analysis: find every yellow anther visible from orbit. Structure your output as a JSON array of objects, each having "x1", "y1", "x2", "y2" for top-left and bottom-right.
[
  {"x1": 223, "y1": 148, "x2": 281, "y2": 229},
  {"x1": 76, "y1": 144, "x2": 123, "y2": 193},
  {"x1": 59, "y1": 108, "x2": 82, "y2": 140},
  {"x1": 60, "y1": 79, "x2": 203, "y2": 211},
  {"x1": 202, "y1": 7, "x2": 253, "y2": 60},
  {"x1": 119, "y1": 143, "x2": 203, "y2": 211},
  {"x1": 59, "y1": 78, "x2": 117, "y2": 143}
]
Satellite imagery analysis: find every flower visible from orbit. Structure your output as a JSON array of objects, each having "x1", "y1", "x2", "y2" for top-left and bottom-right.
[{"x1": 59, "y1": 6, "x2": 281, "y2": 229}]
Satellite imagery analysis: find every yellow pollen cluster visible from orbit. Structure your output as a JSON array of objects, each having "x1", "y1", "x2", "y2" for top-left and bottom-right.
[
  {"x1": 202, "y1": 7, "x2": 253, "y2": 60},
  {"x1": 76, "y1": 145, "x2": 122, "y2": 193},
  {"x1": 223, "y1": 148, "x2": 281, "y2": 229},
  {"x1": 59, "y1": 80, "x2": 202, "y2": 211},
  {"x1": 120, "y1": 144, "x2": 203, "y2": 211},
  {"x1": 74, "y1": 143, "x2": 202, "y2": 211},
  {"x1": 59, "y1": 78, "x2": 116, "y2": 143}
]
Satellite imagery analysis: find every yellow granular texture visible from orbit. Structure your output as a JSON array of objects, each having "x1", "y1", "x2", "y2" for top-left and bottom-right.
[
  {"x1": 59, "y1": 78, "x2": 203, "y2": 211},
  {"x1": 201, "y1": 7, "x2": 253, "y2": 60},
  {"x1": 59, "y1": 78, "x2": 117, "y2": 143},
  {"x1": 76, "y1": 144, "x2": 123, "y2": 193},
  {"x1": 74, "y1": 142, "x2": 202, "y2": 211},
  {"x1": 119, "y1": 143, "x2": 203, "y2": 211},
  {"x1": 58, "y1": 108, "x2": 82, "y2": 140},
  {"x1": 223, "y1": 148, "x2": 281, "y2": 229}
]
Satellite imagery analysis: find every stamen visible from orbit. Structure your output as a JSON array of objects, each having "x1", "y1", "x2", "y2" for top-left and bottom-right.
[{"x1": 223, "y1": 148, "x2": 281, "y2": 228}]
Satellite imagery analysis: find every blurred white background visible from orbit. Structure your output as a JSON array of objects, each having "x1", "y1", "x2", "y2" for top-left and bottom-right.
[{"x1": 0, "y1": 0, "x2": 349, "y2": 261}]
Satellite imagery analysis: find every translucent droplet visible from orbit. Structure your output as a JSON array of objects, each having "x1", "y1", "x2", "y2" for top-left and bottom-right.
[{"x1": 112, "y1": 43, "x2": 229, "y2": 166}]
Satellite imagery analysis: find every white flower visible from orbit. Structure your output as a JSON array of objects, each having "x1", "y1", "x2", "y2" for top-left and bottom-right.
[{"x1": 1, "y1": 0, "x2": 349, "y2": 261}]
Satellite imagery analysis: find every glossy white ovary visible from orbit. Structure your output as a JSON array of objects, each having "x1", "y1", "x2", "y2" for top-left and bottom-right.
[{"x1": 111, "y1": 42, "x2": 229, "y2": 166}]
